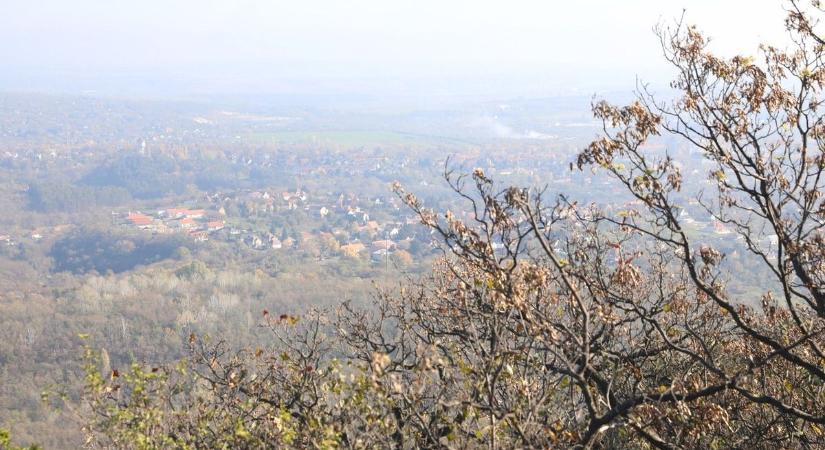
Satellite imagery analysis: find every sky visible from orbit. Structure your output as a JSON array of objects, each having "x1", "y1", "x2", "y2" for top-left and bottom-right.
[{"x1": 0, "y1": 0, "x2": 789, "y2": 100}]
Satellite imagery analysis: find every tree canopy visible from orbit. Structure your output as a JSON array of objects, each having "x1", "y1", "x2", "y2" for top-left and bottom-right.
[{"x1": 79, "y1": 2, "x2": 825, "y2": 448}]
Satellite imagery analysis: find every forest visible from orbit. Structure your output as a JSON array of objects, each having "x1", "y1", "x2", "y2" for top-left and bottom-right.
[{"x1": 2, "y1": 1, "x2": 825, "y2": 449}]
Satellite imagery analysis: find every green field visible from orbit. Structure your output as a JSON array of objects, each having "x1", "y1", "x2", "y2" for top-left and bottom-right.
[
  {"x1": 248, "y1": 130, "x2": 473, "y2": 148},
  {"x1": 251, "y1": 130, "x2": 420, "y2": 145}
]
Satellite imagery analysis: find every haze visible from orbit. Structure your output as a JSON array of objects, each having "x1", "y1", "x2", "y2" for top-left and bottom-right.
[{"x1": 0, "y1": 0, "x2": 788, "y2": 101}]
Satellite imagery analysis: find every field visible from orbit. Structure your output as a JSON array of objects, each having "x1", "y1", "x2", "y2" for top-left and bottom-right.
[{"x1": 248, "y1": 130, "x2": 472, "y2": 148}]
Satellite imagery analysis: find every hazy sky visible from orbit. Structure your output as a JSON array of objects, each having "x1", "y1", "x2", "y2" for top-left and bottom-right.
[{"x1": 0, "y1": 0, "x2": 789, "y2": 99}]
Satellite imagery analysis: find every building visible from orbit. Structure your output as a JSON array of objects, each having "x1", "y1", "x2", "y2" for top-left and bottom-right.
[
  {"x1": 207, "y1": 220, "x2": 225, "y2": 231},
  {"x1": 371, "y1": 240, "x2": 396, "y2": 252},
  {"x1": 127, "y1": 212, "x2": 154, "y2": 229}
]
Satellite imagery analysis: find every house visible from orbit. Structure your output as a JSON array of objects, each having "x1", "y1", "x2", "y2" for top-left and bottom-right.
[
  {"x1": 189, "y1": 230, "x2": 209, "y2": 242},
  {"x1": 165, "y1": 208, "x2": 205, "y2": 219},
  {"x1": 713, "y1": 220, "x2": 732, "y2": 235},
  {"x1": 372, "y1": 248, "x2": 390, "y2": 262},
  {"x1": 245, "y1": 235, "x2": 265, "y2": 249},
  {"x1": 127, "y1": 212, "x2": 154, "y2": 228},
  {"x1": 270, "y1": 237, "x2": 283, "y2": 249},
  {"x1": 165, "y1": 208, "x2": 187, "y2": 219},
  {"x1": 371, "y1": 240, "x2": 396, "y2": 252},
  {"x1": 184, "y1": 209, "x2": 205, "y2": 219},
  {"x1": 207, "y1": 220, "x2": 225, "y2": 232},
  {"x1": 179, "y1": 218, "x2": 197, "y2": 229}
]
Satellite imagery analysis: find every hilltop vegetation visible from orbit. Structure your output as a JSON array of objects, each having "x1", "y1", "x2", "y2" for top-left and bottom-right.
[
  {"x1": 82, "y1": 155, "x2": 189, "y2": 200},
  {"x1": 2, "y1": 2, "x2": 825, "y2": 448},
  {"x1": 80, "y1": 2, "x2": 825, "y2": 448},
  {"x1": 48, "y1": 229, "x2": 190, "y2": 274}
]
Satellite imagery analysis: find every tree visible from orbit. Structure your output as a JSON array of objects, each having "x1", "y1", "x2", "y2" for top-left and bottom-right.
[
  {"x1": 0, "y1": 428, "x2": 39, "y2": 450},
  {"x1": 390, "y1": 249, "x2": 413, "y2": 268},
  {"x1": 81, "y1": 2, "x2": 825, "y2": 448},
  {"x1": 319, "y1": 233, "x2": 341, "y2": 257}
]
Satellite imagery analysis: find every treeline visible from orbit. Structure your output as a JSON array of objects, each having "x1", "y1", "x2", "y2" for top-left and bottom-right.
[
  {"x1": 82, "y1": 154, "x2": 190, "y2": 199},
  {"x1": 79, "y1": 154, "x2": 296, "y2": 197},
  {"x1": 49, "y1": 228, "x2": 191, "y2": 274},
  {"x1": 26, "y1": 155, "x2": 263, "y2": 211},
  {"x1": 0, "y1": 248, "x2": 394, "y2": 449},
  {"x1": 27, "y1": 182, "x2": 132, "y2": 212}
]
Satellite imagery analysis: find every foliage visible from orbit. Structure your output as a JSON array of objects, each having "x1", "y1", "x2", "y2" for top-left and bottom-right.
[
  {"x1": 27, "y1": 182, "x2": 132, "y2": 213},
  {"x1": 81, "y1": 2, "x2": 825, "y2": 448},
  {"x1": 0, "y1": 429, "x2": 39, "y2": 450},
  {"x1": 82, "y1": 155, "x2": 189, "y2": 199},
  {"x1": 49, "y1": 229, "x2": 190, "y2": 274}
]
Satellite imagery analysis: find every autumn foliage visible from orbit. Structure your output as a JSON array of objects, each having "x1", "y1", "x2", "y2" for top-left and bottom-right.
[{"x1": 82, "y1": 2, "x2": 825, "y2": 448}]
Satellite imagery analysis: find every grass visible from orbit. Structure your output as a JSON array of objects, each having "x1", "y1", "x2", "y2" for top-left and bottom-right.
[
  {"x1": 250, "y1": 130, "x2": 418, "y2": 146},
  {"x1": 248, "y1": 130, "x2": 473, "y2": 148}
]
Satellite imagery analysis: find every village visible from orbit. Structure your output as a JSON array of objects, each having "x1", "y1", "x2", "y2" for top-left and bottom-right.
[{"x1": 116, "y1": 186, "x2": 427, "y2": 265}]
